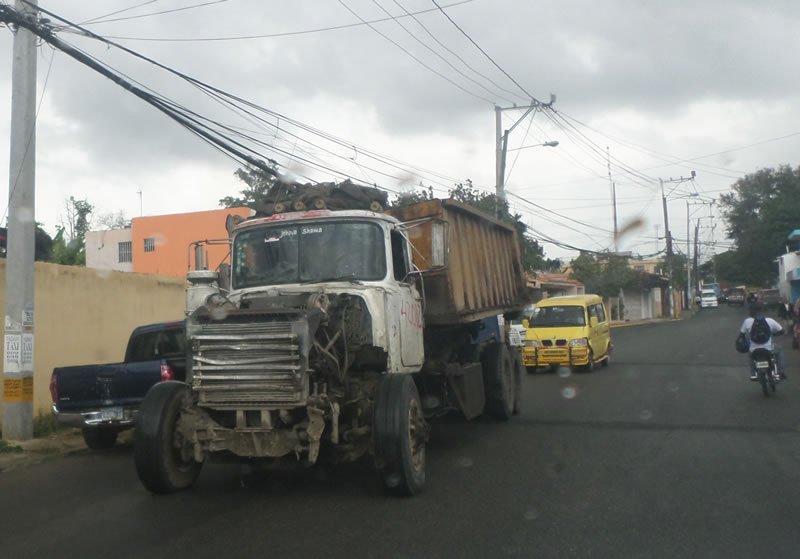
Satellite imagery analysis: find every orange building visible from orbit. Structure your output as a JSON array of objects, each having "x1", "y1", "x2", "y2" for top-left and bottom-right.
[{"x1": 131, "y1": 207, "x2": 250, "y2": 277}]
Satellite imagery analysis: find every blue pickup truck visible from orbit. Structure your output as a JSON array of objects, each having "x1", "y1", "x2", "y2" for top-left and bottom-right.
[{"x1": 50, "y1": 321, "x2": 186, "y2": 449}]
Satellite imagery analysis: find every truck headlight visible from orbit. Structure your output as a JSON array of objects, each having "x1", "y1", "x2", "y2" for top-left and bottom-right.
[
  {"x1": 569, "y1": 338, "x2": 588, "y2": 347},
  {"x1": 524, "y1": 340, "x2": 540, "y2": 348}
]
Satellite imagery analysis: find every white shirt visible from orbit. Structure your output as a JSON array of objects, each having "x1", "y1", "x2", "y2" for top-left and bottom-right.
[{"x1": 740, "y1": 316, "x2": 783, "y2": 352}]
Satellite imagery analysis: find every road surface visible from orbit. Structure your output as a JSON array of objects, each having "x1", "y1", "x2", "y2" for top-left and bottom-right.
[{"x1": 2, "y1": 305, "x2": 799, "y2": 558}]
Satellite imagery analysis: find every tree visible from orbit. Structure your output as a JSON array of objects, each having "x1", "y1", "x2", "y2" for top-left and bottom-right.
[
  {"x1": 219, "y1": 161, "x2": 279, "y2": 210},
  {"x1": 51, "y1": 197, "x2": 93, "y2": 266},
  {"x1": 718, "y1": 165, "x2": 800, "y2": 286},
  {"x1": 446, "y1": 181, "x2": 549, "y2": 273},
  {"x1": 388, "y1": 185, "x2": 433, "y2": 207},
  {"x1": 94, "y1": 210, "x2": 129, "y2": 231},
  {"x1": 34, "y1": 223, "x2": 53, "y2": 262},
  {"x1": 569, "y1": 252, "x2": 638, "y2": 298}
]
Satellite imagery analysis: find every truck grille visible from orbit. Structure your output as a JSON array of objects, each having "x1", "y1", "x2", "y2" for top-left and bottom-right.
[{"x1": 190, "y1": 321, "x2": 308, "y2": 409}]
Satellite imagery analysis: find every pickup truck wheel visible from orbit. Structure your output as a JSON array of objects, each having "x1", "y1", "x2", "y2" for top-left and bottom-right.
[
  {"x1": 134, "y1": 381, "x2": 203, "y2": 494},
  {"x1": 483, "y1": 343, "x2": 514, "y2": 421},
  {"x1": 511, "y1": 350, "x2": 524, "y2": 415},
  {"x1": 82, "y1": 428, "x2": 118, "y2": 450},
  {"x1": 373, "y1": 374, "x2": 426, "y2": 496}
]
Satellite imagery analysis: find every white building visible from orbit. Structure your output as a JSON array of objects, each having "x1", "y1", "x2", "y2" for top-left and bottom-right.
[
  {"x1": 85, "y1": 228, "x2": 133, "y2": 272},
  {"x1": 777, "y1": 229, "x2": 800, "y2": 304}
]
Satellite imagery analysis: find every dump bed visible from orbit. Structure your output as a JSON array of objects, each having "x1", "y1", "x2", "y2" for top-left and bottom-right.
[{"x1": 386, "y1": 199, "x2": 526, "y2": 325}]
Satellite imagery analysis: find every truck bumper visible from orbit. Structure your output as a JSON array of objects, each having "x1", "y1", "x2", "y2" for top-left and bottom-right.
[
  {"x1": 521, "y1": 346, "x2": 590, "y2": 368},
  {"x1": 52, "y1": 404, "x2": 138, "y2": 429}
]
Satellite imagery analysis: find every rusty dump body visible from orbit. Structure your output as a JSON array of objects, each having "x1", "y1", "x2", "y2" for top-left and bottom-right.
[{"x1": 386, "y1": 199, "x2": 527, "y2": 326}]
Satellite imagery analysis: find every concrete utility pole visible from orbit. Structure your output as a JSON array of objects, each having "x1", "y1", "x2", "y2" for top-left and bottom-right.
[
  {"x1": 660, "y1": 179, "x2": 674, "y2": 318},
  {"x1": 659, "y1": 172, "x2": 697, "y2": 318},
  {"x1": 494, "y1": 97, "x2": 557, "y2": 218},
  {"x1": 3, "y1": 0, "x2": 38, "y2": 441}
]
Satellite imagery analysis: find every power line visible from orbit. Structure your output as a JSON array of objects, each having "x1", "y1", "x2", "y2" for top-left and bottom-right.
[
  {"x1": 1, "y1": 45, "x2": 56, "y2": 225},
  {"x1": 369, "y1": 0, "x2": 515, "y2": 104},
  {"x1": 388, "y1": 0, "x2": 525, "y2": 103},
  {"x1": 93, "y1": 0, "x2": 475, "y2": 42},
  {"x1": 431, "y1": 0, "x2": 538, "y2": 102},
  {"x1": 80, "y1": 0, "x2": 229, "y2": 26},
  {"x1": 78, "y1": 0, "x2": 160, "y2": 25},
  {"x1": 336, "y1": 0, "x2": 494, "y2": 104}
]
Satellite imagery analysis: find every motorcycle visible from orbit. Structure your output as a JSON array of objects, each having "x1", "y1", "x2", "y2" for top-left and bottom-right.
[{"x1": 751, "y1": 347, "x2": 780, "y2": 397}]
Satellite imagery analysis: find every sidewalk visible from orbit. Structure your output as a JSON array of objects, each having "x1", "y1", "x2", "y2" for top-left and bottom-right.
[
  {"x1": 0, "y1": 429, "x2": 133, "y2": 472},
  {"x1": 610, "y1": 307, "x2": 695, "y2": 328}
]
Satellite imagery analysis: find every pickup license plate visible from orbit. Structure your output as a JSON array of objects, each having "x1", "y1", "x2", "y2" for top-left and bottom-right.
[{"x1": 101, "y1": 407, "x2": 124, "y2": 421}]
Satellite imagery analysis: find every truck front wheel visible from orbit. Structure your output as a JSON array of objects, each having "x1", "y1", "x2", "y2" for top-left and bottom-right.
[
  {"x1": 373, "y1": 374, "x2": 426, "y2": 496},
  {"x1": 134, "y1": 381, "x2": 203, "y2": 494}
]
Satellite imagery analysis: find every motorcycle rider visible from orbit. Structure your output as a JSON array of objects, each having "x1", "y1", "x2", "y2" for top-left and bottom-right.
[{"x1": 740, "y1": 303, "x2": 786, "y2": 380}]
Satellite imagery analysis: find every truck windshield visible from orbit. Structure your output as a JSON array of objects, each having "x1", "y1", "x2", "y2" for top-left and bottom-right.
[
  {"x1": 233, "y1": 221, "x2": 387, "y2": 288},
  {"x1": 531, "y1": 305, "x2": 586, "y2": 327}
]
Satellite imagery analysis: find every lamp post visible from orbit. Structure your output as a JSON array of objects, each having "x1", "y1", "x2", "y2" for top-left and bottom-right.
[{"x1": 495, "y1": 101, "x2": 558, "y2": 218}]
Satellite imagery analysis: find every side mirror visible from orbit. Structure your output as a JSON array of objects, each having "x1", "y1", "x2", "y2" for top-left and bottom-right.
[
  {"x1": 218, "y1": 263, "x2": 231, "y2": 292},
  {"x1": 522, "y1": 319, "x2": 529, "y2": 329},
  {"x1": 431, "y1": 221, "x2": 446, "y2": 268}
]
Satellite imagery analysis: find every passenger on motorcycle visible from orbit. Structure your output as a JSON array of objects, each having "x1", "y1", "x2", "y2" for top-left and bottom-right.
[{"x1": 740, "y1": 303, "x2": 786, "y2": 381}]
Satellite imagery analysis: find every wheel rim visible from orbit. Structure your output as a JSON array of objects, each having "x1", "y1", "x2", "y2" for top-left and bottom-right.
[{"x1": 407, "y1": 397, "x2": 425, "y2": 473}]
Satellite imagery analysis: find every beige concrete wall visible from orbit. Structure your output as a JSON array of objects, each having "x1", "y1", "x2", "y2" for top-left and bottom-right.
[{"x1": 0, "y1": 260, "x2": 186, "y2": 425}]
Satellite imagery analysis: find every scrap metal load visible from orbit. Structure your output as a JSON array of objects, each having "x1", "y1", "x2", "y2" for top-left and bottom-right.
[
  {"x1": 255, "y1": 179, "x2": 389, "y2": 216},
  {"x1": 386, "y1": 199, "x2": 527, "y2": 325}
]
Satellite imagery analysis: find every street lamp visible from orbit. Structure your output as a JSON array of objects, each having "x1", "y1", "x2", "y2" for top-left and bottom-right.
[
  {"x1": 507, "y1": 140, "x2": 560, "y2": 152},
  {"x1": 495, "y1": 100, "x2": 557, "y2": 217}
]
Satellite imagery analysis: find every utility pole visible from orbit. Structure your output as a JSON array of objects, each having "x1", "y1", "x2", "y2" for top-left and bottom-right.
[
  {"x1": 686, "y1": 200, "x2": 691, "y2": 309},
  {"x1": 659, "y1": 172, "x2": 697, "y2": 318},
  {"x1": 3, "y1": 0, "x2": 38, "y2": 441},
  {"x1": 494, "y1": 96, "x2": 556, "y2": 218},
  {"x1": 607, "y1": 147, "x2": 618, "y2": 252},
  {"x1": 660, "y1": 179, "x2": 674, "y2": 318}
]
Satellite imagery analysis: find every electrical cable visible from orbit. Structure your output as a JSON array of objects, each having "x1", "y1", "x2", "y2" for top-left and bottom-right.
[
  {"x1": 79, "y1": 0, "x2": 160, "y2": 25},
  {"x1": 1, "y1": 45, "x2": 56, "y2": 225},
  {"x1": 430, "y1": 0, "x2": 539, "y2": 102},
  {"x1": 336, "y1": 0, "x2": 494, "y2": 104},
  {"x1": 369, "y1": 0, "x2": 514, "y2": 105},
  {"x1": 91, "y1": 0, "x2": 475, "y2": 42},
  {"x1": 81, "y1": 0, "x2": 229, "y2": 26},
  {"x1": 390, "y1": 0, "x2": 525, "y2": 103}
]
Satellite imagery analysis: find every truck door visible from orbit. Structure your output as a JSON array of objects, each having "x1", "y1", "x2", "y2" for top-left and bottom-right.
[{"x1": 390, "y1": 229, "x2": 424, "y2": 368}]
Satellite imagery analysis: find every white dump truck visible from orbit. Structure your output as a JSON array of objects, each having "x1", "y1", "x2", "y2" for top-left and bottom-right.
[{"x1": 134, "y1": 194, "x2": 528, "y2": 496}]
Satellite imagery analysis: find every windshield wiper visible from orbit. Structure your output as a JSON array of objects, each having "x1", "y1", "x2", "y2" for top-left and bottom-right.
[{"x1": 299, "y1": 273, "x2": 362, "y2": 285}]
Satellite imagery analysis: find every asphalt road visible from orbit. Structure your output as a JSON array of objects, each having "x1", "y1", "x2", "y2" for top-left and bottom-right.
[{"x1": 3, "y1": 305, "x2": 800, "y2": 559}]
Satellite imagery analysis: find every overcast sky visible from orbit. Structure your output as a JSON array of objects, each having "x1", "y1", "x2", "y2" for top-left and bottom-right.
[{"x1": 1, "y1": 0, "x2": 799, "y2": 262}]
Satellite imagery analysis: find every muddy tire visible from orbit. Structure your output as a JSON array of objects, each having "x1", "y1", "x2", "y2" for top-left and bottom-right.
[
  {"x1": 373, "y1": 374, "x2": 426, "y2": 496},
  {"x1": 134, "y1": 381, "x2": 203, "y2": 494},
  {"x1": 483, "y1": 343, "x2": 514, "y2": 421},
  {"x1": 511, "y1": 349, "x2": 524, "y2": 415},
  {"x1": 82, "y1": 428, "x2": 118, "y2": 450}
]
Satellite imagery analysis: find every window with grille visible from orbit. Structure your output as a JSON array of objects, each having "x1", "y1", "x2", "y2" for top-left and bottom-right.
[
  {"x1": 144, "y1": 237, "x2": 155, "y2": 253},
  {"x1": 119, "y1": 241, "x2": 132, "y2": 263}
]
